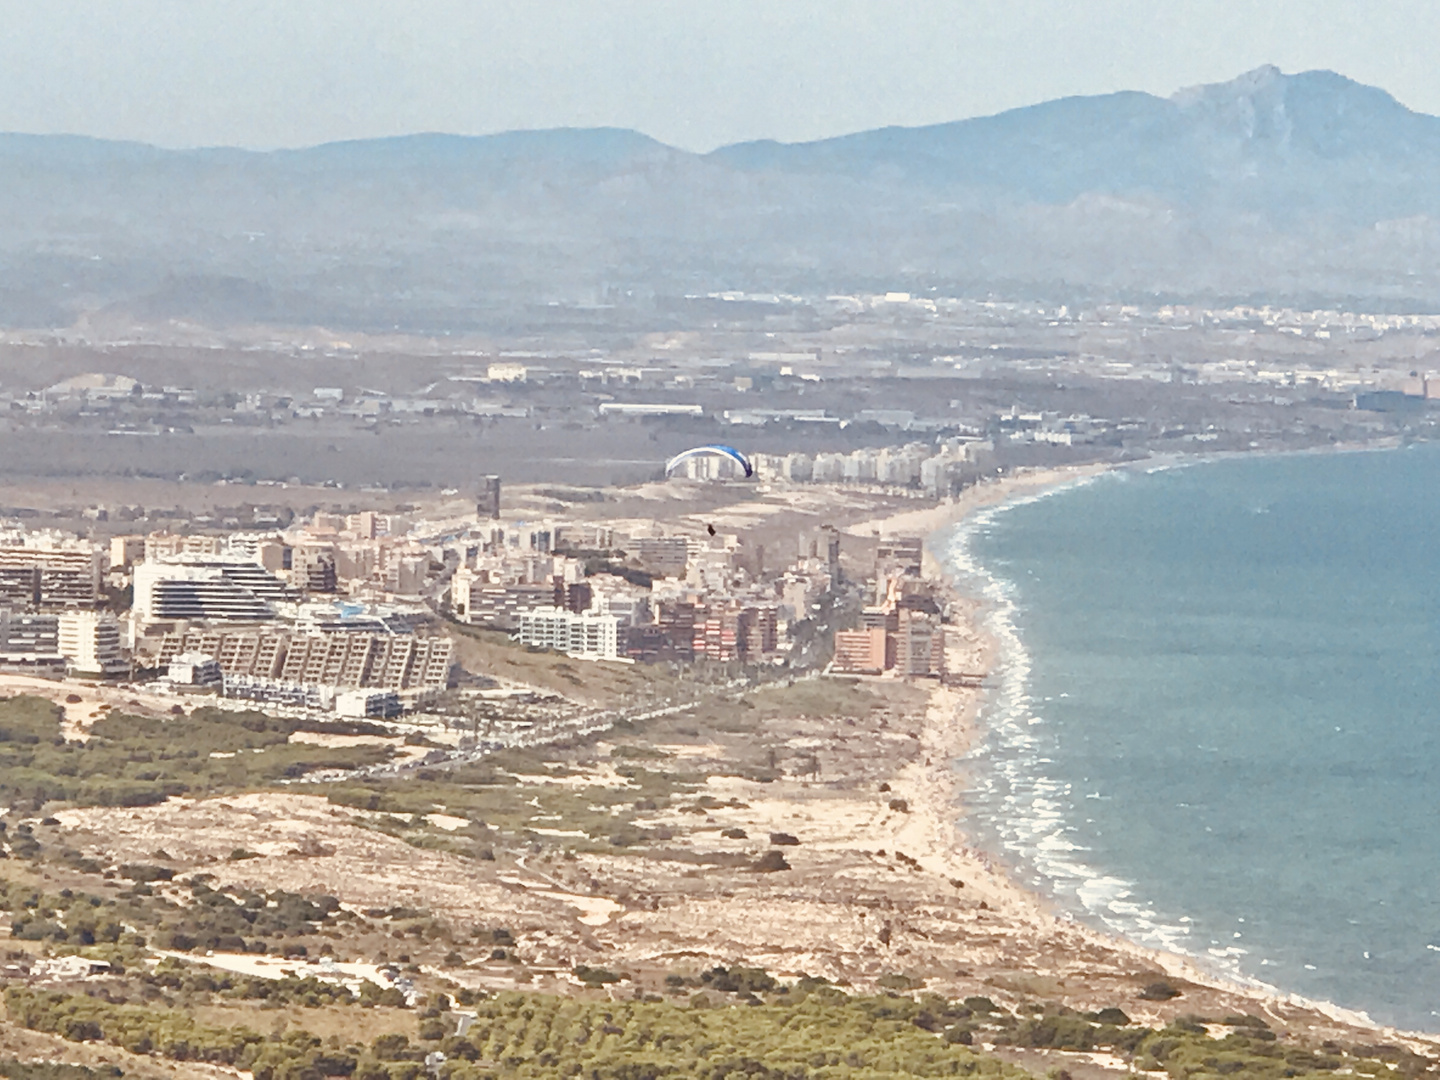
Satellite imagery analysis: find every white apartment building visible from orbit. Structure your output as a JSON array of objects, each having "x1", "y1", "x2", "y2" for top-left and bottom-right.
[
  {"x1": 516, "y1": 606, "x2": 621, "y2": 661},
  {"x1": 225, "y1": 533, "x2": 291, "y2": 574},
  {"x1": 383, "y1": 552, "x2": 430, "y2": 596},
  {"x1": 167, "y1": 652, "x2": 222, "y2": 687},
  {"x1": 842, "y1": 448, "x2": 880, "y2": 483},
  {"x1": 57, "y1": 611, "x2": 124, "y2": 675},
  {"x1": 144, "y1": 533, "x2": 225, "y2": 561},
  {"x1": 133, "y1": 558, "x2": 293, "y2": 623}
]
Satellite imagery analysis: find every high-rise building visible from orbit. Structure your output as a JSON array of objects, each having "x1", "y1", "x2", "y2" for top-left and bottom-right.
[
  {"x1": 0, "y1": 538, "x2": 101, "y2": 609},
  {"x1": 383, "y1": 552, "x2": 430, "y2": 596},
  {"x1": 477, "y1": 475, "x2": 502, "y2": 521},
  {"x1": 893, "y1": 608, "x2": 945, "y2": 677},
  {"x1": 654, "y1": 597, "x2": 699, "y2": 660},
  {"x1": 133, "y1": 558, "x2": 294, "y2": 623},
  {"x1": 833, "y1": 627, "x2": 887, "y2": 674},
  {"x1": 0, "y1": 610, "x2": 64, "y2": 673},
  {"x1": 737, "y1": 605, "x2": 779, "y2": 659},
  {"x1": 564, "y1": 581, "x2": 593, "y2": 614},
  {"x1": 692, "y1": 606, "x2": 740, "y2": 662},
  {"x1": 822, "y1": 525, "x2": 842, "y2": 587},
  {"x1": 290, "y1": 543, "x2": 338, "y2": 593},
  {"x1": 57, "y1": 611, "x2": 124, "y2": 676}
]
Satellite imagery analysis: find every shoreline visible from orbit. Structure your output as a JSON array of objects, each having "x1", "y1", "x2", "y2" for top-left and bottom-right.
[{"x1": 875, "y1": 458, "x2": 1437, "y2": 1046}]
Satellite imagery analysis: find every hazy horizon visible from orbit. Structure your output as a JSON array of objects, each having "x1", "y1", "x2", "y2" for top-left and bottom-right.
[
  {"x1": 8, "y1": 1, "x2": 1440, "y2": 153},
  {"x1": 0, "y1": 62, "x2": 1412, "y2": 157}
]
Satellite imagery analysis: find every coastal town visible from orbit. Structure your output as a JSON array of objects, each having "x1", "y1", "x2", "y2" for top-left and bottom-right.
[
  {"x1": 0, "y1": 277, "x2": 1438, "y2": 1078},
  {"x1": 10, "y1": 10, "x2": 1440, "y2": 1076},
  {"x1": 1, "y1": 437, "x2": 1438, "y2": 1077},
  {"x1": 0, "y1": 464, "x2": 953, "y2": 705}
]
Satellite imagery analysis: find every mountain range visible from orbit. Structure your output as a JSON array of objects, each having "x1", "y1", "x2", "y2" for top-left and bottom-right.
[{"x1": 5, "y1": 64, "x2": 1440, "y2": 331}]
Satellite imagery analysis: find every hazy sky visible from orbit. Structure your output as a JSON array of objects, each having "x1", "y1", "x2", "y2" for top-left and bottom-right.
[{"x1": 6, "y1": 1, "x2": 1440, "y2": 151}]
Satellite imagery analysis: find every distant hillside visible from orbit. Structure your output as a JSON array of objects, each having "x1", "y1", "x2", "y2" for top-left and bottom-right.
[
  {"x1": 712, "y1": 67, "x2": 1440, "y2": 222},
  {"x1": 5, "y1": 65, "x2": 1440, "y2": 331}
]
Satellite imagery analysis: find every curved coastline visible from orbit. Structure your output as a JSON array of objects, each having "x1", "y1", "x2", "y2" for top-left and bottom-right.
[
  {"x1": 944, "y1": 471, "x2": 1242, "y2": 975},
  {"x1": 945, "y1": 472, "x2": 1215, "y2": 962},
  {"x1": 871, "y1": 457, "x2": 1439, "y2": 1045}
]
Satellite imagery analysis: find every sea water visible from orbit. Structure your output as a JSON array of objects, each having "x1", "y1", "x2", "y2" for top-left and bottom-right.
[{"x1": 943, "y1": 447, "x2": 1440, "y2": 1031}]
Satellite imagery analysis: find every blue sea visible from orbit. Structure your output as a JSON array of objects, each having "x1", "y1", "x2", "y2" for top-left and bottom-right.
[{"x1": 942, "y1": 447, "x2": 1440, "y2": 1032}]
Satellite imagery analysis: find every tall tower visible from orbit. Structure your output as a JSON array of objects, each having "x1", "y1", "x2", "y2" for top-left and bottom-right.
[
  {"x1": 822, "y1": 525, "x2": 841, "y2": 587},
  {"x1": 477, "y1": 475, "x2": 501, "y2": 521}
]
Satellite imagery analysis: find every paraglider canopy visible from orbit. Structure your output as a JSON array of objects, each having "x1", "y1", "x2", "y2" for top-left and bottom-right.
[{"x1": 664, "y1": 444, "x2": 754, "y2": 479}]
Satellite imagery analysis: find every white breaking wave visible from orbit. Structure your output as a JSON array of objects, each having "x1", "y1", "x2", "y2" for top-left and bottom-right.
[{"x1": 938, "y1": 475, "x2": 1266, "y2": 986}]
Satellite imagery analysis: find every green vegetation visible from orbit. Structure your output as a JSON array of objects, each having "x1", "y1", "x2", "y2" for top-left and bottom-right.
[
  {"x1": 5, "y1": 955, "x2": 1434, "y2": 1080},
  {"x1": 0, "y1": 877, "x2": 348, "y2": 958},
  {"x1": 975, "y1": 1006, "x2": 1435, "y2": 1080},
  {"x1": 151, "y1": 959, "x2": 354, "y2": 1002},
  {"x1": 0, "y1": 1062, "x2": 120, "y2": 1080},
  {"x1": 6, "y1": 986, "x2": 269, "y2": 1065},
  {"x1": 0, "y1": 696, "x2": 393, "y2": 810},
  {"x1": 5, "y1": 984, "x2": 1032, "y2": 1080},
  {"x1": 450, "y1": 990, "x2": 1029, "y2": 1079}
]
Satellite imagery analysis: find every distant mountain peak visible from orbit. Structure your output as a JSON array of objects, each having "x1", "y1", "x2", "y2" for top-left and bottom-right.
[
  {"x1": 1164, "y1": 64, "x2": 1418, "y2": 154},
  {"x1": 1170, "y1": 65, "x2": 1300, "y2": 145},
  {"x1": 1171, "y1": 64, "x2": 1286, "y2": 107}
]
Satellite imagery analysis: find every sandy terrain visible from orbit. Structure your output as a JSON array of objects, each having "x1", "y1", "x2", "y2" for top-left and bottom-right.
[
  {"x1": 50, "y1": 667, "x2": 1416, "y2": 1053},
  {"x1": 0, "y1": 672, "x2": 181, "y2": 741}
]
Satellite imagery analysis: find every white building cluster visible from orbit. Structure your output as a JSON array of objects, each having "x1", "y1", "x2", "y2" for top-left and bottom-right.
[
  {"x1": 516, "y1": 608, "x2": 622, "y2": 662},
  {"x1": 748, "y1": 438, "x2": 991, "y2": 494}
]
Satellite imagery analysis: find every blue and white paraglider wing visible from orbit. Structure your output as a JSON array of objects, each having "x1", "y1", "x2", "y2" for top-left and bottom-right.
[{"x1": 664, "y1": 444, "x2": 754, "y2": 478}]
